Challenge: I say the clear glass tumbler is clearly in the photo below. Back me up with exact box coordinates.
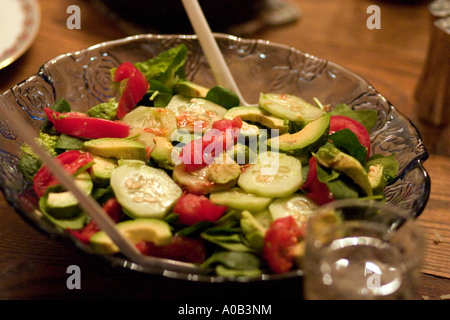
[303,199,425,300]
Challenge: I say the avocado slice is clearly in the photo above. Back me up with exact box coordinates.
[173,80,209,98]
[205,85,240,109]
[172,163,237,195]
[240,210,268,252]
[224,106,289,134]
[150,136,176,170]
[89,218,173,254]
[206,153,242,185]
[83,138,146,161]
[90,155,118,186]
[315,144,373,196]
[368,163,387,195]
[267,113,330,164]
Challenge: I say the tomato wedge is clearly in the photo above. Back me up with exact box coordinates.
[68,198,123,244]
[136,236,207,264]
[263,216,304,274]
[44,108,130,139]
[173,193,227,226]
[329,115,371,156]
[302,156,334,205]
[114,62,150,119]
[33,150,94,197]
[179,117,242,172]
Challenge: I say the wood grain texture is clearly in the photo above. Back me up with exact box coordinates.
[418,155,450,278]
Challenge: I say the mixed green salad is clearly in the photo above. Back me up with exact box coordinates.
[18,44,399,277]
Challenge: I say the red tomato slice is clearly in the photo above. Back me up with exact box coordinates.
[179,138,211,172]
[302,156,334,205]
[100,197,123,223]
[33,150,94,197]
[114,62,150,119]
[68,197,123,244]
[44,108,130,139]
[113,62,137,82]
[263,216,304,274]
[136,236,207,264]
[329,115,371,155]
[211,117,243,132]
[179,117,242,172]
[68,221,99,244]
[173,193,227,226]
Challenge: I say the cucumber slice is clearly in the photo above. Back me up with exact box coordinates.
[166,96,227,133]
[44,172,93,219]
[122,106,177,139]
[110,163,182,219]
[259,93,324,123]
[209,187,273,212]
[237,151,303,198]
[269,194,317,225]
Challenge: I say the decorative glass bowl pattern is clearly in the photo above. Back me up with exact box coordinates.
[0,34,430,282]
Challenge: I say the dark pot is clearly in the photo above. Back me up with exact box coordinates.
[94,0,264,33]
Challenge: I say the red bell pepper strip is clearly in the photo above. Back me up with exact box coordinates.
[114,62,150,119]
[44,108,130,139]
[33,150,94,197]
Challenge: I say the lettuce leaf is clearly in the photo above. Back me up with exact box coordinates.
[329,103,378,132]
[134,44,188,89]
[328,128,368,165]
[366,153,399,182]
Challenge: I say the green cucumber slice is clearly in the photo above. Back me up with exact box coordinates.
[44,172,93,219]
[237,151,303,198]
[269,194,317,225]
[259,93,324,123]
[166,96,227,133]
[110,162,182,219]
[122,106,177,140]
[209,187,273,212]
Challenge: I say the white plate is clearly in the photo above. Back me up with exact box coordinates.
[0,0,40,69]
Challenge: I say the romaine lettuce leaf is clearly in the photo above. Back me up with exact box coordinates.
[134,44,188,89]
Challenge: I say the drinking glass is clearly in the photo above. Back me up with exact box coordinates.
[302,199,425,300]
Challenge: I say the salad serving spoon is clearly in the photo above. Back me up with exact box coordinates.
[0,0,261,278]
[0,100,212,275]
[181,0,255,107]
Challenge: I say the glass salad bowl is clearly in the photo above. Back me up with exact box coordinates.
[0,34,430,282]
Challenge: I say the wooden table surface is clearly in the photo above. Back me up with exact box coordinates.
[0,0,449,301]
